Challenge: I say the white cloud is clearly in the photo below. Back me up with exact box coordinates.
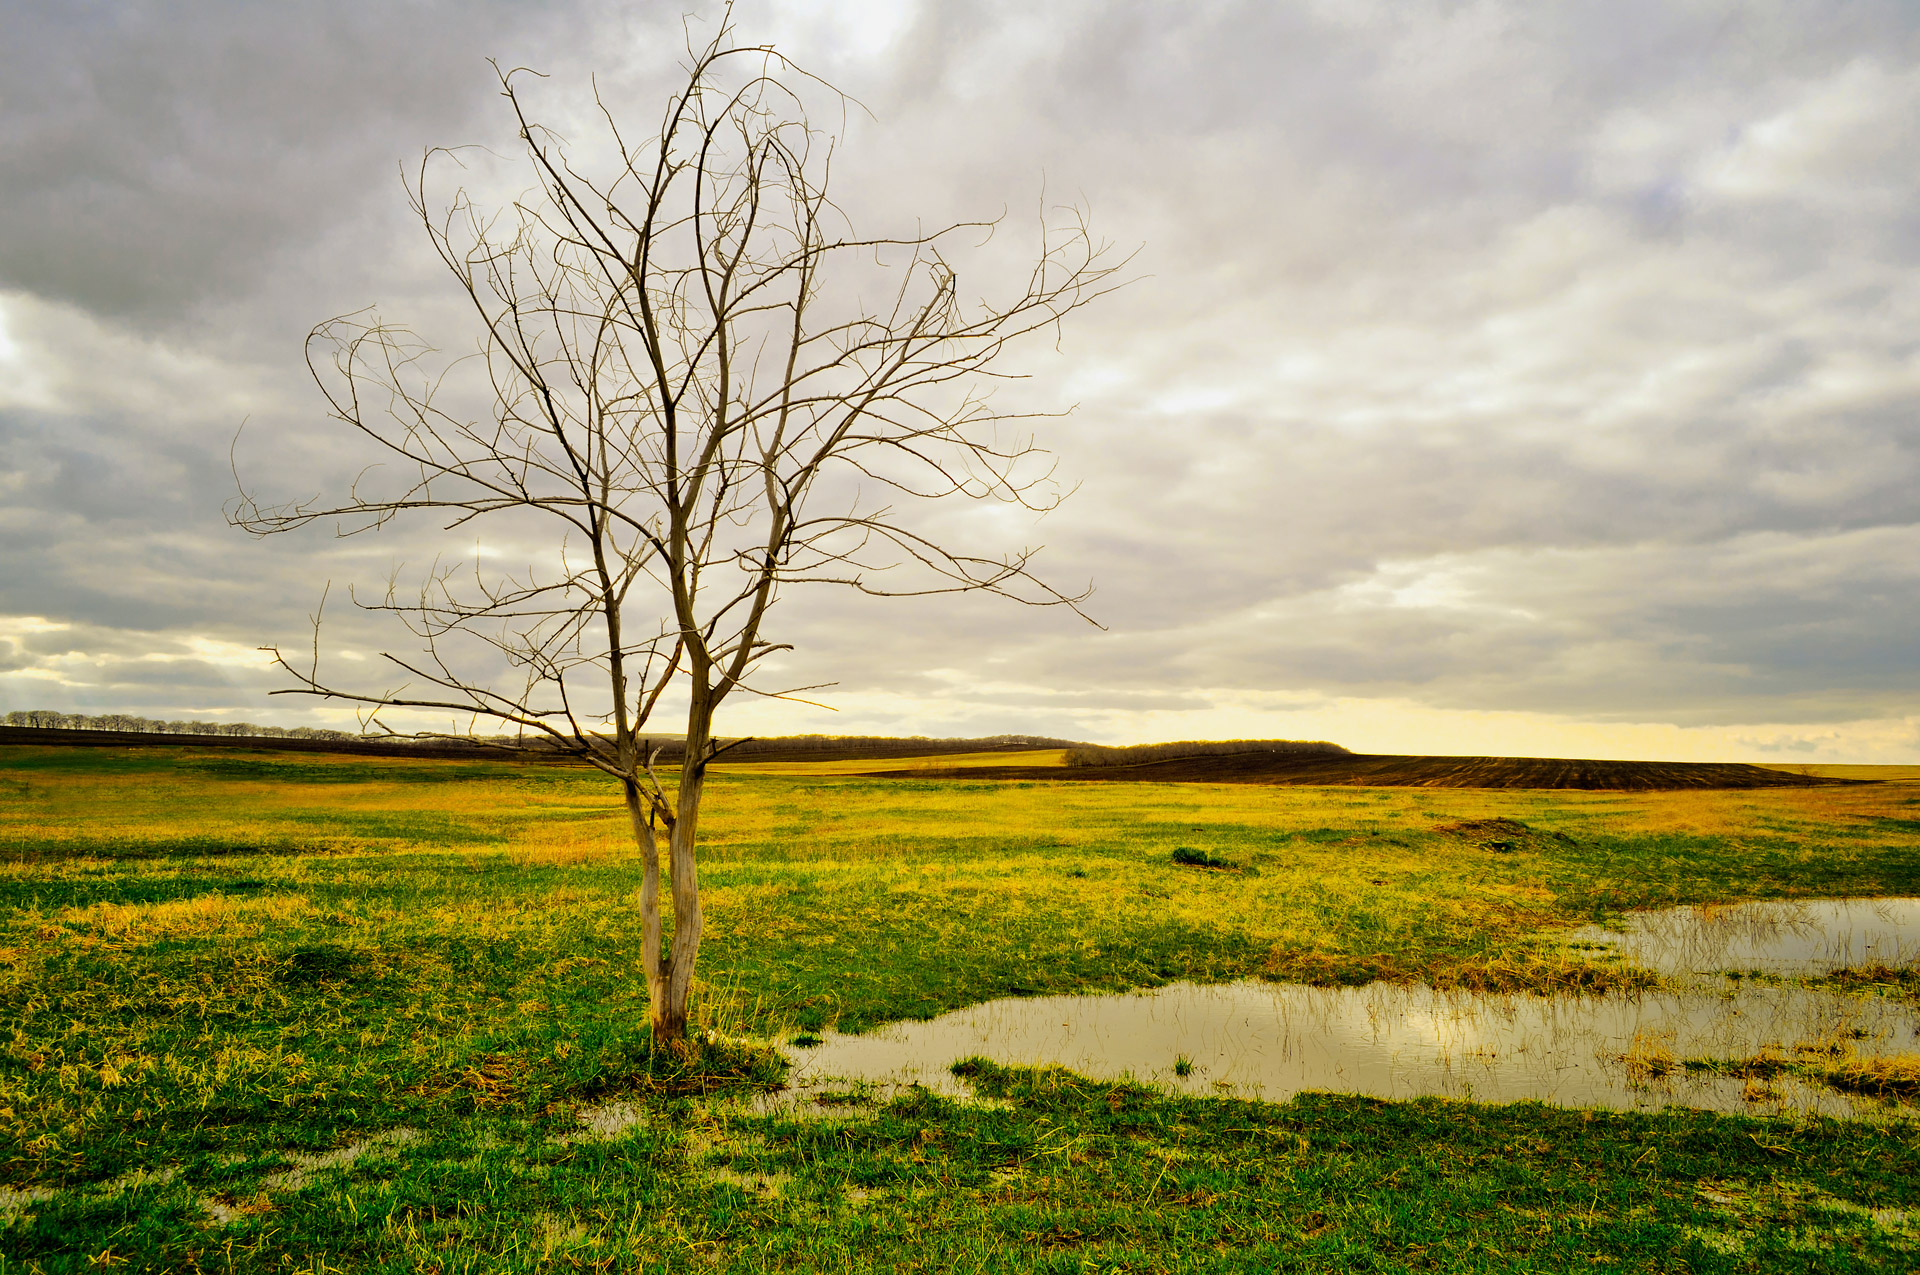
[0,296,60,413]
[1698,58,1920,205]
[5,1,1920,758]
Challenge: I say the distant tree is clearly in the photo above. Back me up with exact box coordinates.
[230,22,1123,1041]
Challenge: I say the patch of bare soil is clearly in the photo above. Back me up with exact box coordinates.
[1432,817,1575,852]
[861,752,1863,791]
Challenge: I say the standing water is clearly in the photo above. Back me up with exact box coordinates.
[1565,897,1920,977]
[780,898,1920,1117]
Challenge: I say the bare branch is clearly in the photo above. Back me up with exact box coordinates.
[229,13,1128,1040]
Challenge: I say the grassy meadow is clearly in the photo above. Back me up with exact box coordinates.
[2,743,1918,1271]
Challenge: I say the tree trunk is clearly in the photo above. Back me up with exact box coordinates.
[623,777,673,1039]
[624,693,712,1045]
[661,763,705,1040]
[651,690,709,1043]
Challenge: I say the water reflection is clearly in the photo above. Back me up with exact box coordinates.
[780,898,1920,1118]
[1567,897,1920,977]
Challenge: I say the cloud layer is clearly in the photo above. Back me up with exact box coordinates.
[4,0,1918,760]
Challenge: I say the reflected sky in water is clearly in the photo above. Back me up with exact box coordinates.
[1568,898,1920,977]
[780,899,1920,1118]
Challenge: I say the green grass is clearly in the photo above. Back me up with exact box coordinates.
[5,1067,1917,1271]
[1,743,1918,1271]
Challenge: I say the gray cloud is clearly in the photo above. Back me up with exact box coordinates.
[3,0,1919,756]
[0,0,584,325]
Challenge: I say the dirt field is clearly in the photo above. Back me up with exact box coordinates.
[0,726,1065,765]
[864,751,1860,790]
[0,728,1870,790]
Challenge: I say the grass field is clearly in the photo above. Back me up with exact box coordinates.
[2,743,1918,1271]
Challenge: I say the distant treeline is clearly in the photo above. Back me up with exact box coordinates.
[3,710,362,741]
[1063,739,1351,768]
[0,713,1077,760]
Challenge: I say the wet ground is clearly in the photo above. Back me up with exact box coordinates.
[1567,896,1920,977]
[779,898,1920,1118]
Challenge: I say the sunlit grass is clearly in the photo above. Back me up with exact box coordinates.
[2,744,1918,1270]
[1755,763,1920,783]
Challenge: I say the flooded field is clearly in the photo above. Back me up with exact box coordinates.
[1568,896,1920,976]
[783,898,1920,1118]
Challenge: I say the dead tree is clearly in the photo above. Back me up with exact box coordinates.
[229,25,1124,1042]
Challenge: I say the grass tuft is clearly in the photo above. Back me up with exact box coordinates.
[1169,845,1239,870]
[1823,1055,1920,1099]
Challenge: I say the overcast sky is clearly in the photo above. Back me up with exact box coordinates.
[3,0,1918,761]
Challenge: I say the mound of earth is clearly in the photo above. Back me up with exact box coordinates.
[1433,817,1575,851]
[861,752,1862,791]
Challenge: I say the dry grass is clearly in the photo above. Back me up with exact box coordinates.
[1824,1056,1920,1099]
[56,893,313,942]
[1754,763,1920,783]
[1677,1020,1920,1104]
[1621,1029,1681,1081]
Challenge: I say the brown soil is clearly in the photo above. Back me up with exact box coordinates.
[0,726,1067,766]
[861,751,1862,791]
[0,728,1865,790]
[1432,817,1576,851]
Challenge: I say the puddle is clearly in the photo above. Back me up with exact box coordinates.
[1568,898,1920,977]
[781,899,1920,1118]
[782,979,1918,1116]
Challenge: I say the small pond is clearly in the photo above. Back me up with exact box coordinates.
[779,898,1920,1118]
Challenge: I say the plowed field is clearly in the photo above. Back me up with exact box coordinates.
[864,751,1859,790]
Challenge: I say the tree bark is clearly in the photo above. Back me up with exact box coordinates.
[652,685,710,1042]
[623,776,672,1038]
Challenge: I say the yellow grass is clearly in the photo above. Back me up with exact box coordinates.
[1754,763,1920,783]
[5,744,1919,997]
[57,893,313,942]
[1620,1028,1680,1080]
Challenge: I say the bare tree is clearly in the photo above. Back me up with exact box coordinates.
[230,23,1125,1042]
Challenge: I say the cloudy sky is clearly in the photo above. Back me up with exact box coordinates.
[3,0,1918,761]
